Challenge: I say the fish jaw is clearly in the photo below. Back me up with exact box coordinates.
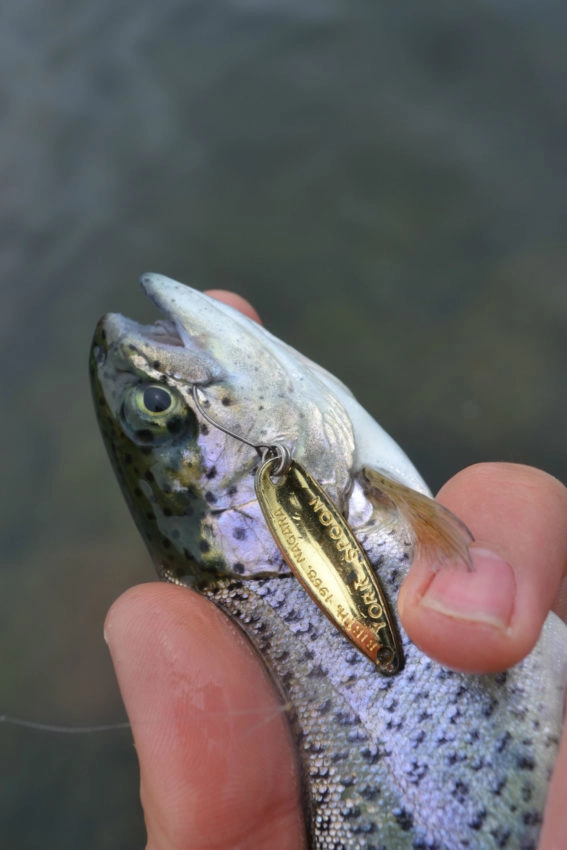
[139,273,428,496]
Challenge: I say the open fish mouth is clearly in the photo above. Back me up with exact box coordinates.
[140,318,185,347]
[97,314,185,353]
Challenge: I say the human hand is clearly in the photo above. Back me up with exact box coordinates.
[104,292,567,850]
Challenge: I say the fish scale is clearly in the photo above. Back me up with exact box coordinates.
[206,542,563,848]
[90,274,567,849]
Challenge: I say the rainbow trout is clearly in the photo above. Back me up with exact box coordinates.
[90,273,566,849]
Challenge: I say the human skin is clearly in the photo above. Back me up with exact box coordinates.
[105,291,567,850]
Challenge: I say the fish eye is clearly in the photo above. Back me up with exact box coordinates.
[121,382,197,445]
[142,385,173,414]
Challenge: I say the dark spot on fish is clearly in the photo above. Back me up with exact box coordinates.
[167,417,184,435]
[344,650,362,665]
[152,360,161,369]
[495,671,508,686]
[360,784,380,801]
[412,730,426,747]
[393,807,413,831]
[406,760,428,785]
[206,466,217,480]
[200,424,209,435]
[205,491,216,503]
[233,527,246,541]
[522,810,541,827]
[469,809,487,830]
[199,539,211,553]
[232,562,245,574]
[490,827,511,848]
[283,609,299,623]
[521,782,534,802]
[492,777,507,796]
[221,396,232,406]
[335,711,360,728]
[482,696,498,717]
[227,485,238,496]
[497,731,512,753]
[128,344,137,352]
[452,780,470,803]
[341,804,361,820]
[517,754,535,771]
[136,428,154,443]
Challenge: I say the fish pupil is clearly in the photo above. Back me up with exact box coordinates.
[143,386,172,413]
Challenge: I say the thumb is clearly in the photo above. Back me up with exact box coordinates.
[105,583,305,850]
[398,462,567,673]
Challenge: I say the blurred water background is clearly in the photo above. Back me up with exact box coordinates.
[1,1,566,846]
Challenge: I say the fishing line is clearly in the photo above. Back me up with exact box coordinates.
[0,703,292,736]
[191,384,292,474]
[0,714,131,734]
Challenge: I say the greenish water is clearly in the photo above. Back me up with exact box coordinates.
[1,1,566,846]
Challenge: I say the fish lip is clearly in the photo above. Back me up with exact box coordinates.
[100,311,184,349]
[139,272,197,349]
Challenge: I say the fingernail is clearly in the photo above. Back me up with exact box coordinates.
[419,548,516,630]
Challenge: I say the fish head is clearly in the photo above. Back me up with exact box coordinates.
[90,273,356,587]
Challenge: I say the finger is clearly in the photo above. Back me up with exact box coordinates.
[398,463,567,672]
[105,583,305,850]
[205,289,262,324]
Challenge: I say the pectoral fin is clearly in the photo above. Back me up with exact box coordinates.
[361,467,474,568]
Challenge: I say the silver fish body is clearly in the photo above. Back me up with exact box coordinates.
[91,274,567,849]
